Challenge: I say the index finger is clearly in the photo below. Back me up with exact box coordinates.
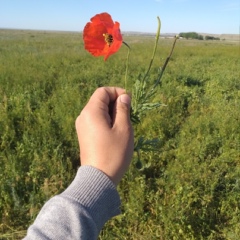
[88,87,126,107]
[85,87,126,127]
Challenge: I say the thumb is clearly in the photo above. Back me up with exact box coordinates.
[112,94,131,128]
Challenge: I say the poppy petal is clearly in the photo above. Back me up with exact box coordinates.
[83,12,123,60]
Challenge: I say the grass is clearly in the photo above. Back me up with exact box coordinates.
[0,29,239,239]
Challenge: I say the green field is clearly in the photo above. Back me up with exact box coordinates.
[0,29,239,239]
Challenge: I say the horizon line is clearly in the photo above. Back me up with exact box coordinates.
[0,27,239,36]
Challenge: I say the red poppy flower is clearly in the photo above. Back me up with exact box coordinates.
[83,12,123,61]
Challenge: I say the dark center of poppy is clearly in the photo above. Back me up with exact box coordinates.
[103,33,113,46]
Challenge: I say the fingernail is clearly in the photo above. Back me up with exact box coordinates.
[120,94,131,105]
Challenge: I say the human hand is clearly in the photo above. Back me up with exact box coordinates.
[75,87,134,185]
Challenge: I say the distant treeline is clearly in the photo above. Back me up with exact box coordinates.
[179,32,220,40]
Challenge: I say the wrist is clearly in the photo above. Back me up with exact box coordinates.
[61,166,121,229]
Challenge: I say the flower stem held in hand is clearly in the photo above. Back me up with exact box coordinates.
[153,35,178,89]
[143,16,161,82]
[123,41,131,92]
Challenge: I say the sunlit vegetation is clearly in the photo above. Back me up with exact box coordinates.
[0,29,239,239]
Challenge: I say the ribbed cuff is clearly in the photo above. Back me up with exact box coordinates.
[60,166,121,231]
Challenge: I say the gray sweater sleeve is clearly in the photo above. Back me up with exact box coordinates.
[24,166,121,240]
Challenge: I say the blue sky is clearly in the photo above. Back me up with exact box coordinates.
[0,0,239,34]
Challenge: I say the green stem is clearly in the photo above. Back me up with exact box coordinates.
[153,35,178,89]
[123,41,130,92]
[143,16,161,82]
